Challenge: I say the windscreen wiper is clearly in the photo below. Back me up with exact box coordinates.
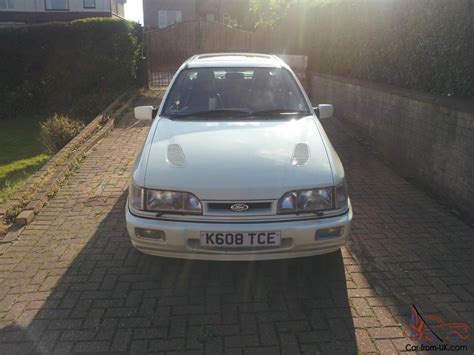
[167,109,248,119]
[238,109,310,117]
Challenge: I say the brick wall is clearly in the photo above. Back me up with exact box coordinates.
[311,73,474,220]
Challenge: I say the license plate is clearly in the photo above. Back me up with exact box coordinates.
[200,231,281,248]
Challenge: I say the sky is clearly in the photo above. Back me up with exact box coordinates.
[124,0,144,24]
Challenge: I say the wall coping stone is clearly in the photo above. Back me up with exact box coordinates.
[311,72,474,116]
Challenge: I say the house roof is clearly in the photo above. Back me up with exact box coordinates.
[185,53,287,68]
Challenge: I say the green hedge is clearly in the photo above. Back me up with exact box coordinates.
[306,0,474,98]
[0,18,141,119]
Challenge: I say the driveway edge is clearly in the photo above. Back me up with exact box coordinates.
[0,89,139,242]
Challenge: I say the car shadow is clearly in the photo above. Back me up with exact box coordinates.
[0,191,358,353]
[322,116,474,351]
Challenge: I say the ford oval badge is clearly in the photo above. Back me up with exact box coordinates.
[230,203,249,212]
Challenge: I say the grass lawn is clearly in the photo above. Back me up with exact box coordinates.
[0,116,51,205]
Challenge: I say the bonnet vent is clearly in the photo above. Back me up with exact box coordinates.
[291,143,310,166]
[167,144,187,167]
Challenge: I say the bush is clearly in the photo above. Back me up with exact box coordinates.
[0,18,141,119]
[304,0,474,98]
[40,114,85,153]
[262,0,473,98]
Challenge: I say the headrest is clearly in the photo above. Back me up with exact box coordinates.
[196,70,214,81]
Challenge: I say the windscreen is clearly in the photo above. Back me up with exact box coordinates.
[162,67,310,118]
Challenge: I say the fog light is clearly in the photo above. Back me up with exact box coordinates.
[315,226,343,240]
[135,228,166,241]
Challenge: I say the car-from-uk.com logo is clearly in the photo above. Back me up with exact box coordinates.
[403,304,470,352]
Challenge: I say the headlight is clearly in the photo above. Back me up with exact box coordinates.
[277,181,348,214]
[278,187,333,214]
[146,190,202,214]
[129,182,144,210]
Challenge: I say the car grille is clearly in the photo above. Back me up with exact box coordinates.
[204,201,274,216]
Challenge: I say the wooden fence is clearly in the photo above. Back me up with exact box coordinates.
[145,20,307,87]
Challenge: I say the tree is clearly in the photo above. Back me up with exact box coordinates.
[249,0,295,28]
[249,0,338,28]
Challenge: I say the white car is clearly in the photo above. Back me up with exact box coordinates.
[126,53,352,261]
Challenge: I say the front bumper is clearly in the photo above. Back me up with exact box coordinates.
[125,202,352,261]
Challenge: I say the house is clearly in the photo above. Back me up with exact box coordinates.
[143,0,254,30]
[0,0,126,25]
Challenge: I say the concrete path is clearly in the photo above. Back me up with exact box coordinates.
[0,91,472,354]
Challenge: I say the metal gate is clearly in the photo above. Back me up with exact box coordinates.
[145,21,253,88]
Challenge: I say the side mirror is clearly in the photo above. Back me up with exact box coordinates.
[134,106,155,121]
[314,104,333,119]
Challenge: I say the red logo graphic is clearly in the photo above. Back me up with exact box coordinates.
[404,305,471,343]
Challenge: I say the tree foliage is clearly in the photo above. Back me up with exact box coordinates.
[249,0,295,28]
[249,0,338,28]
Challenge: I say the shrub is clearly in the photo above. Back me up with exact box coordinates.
[4,205,22,224]
[305,0,474,98]
[0,18,141,119]
[40,114,85,153]
[252,0,473,98]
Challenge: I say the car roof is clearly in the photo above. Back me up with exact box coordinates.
[184,53,288,69]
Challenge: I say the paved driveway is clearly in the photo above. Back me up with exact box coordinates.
[0,92,472,354]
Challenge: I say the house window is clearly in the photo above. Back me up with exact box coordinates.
[205,13,215,21]
[0,0,14,9]
[222,13,230,25]
[83,0,95,9]
[158,10,182,28]
[45,0,69,10]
